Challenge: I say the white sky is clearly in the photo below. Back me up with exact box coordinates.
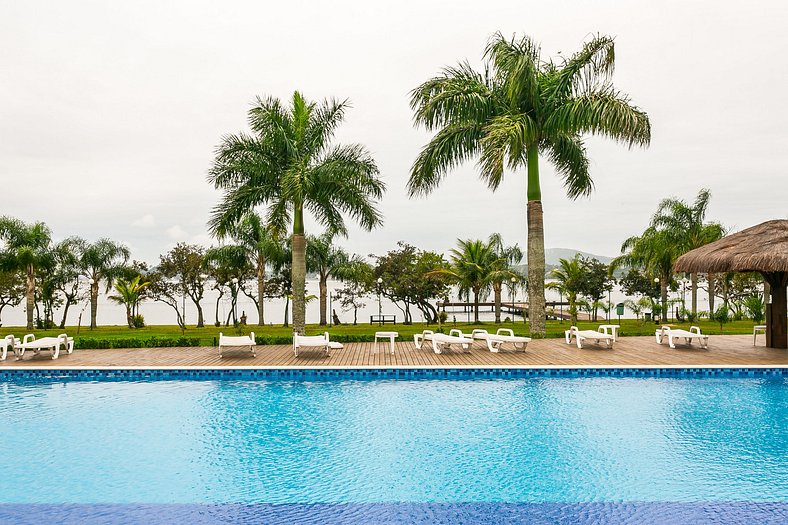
[1,0,786,263]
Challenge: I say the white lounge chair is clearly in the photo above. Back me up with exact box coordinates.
[564,326,614,349]
[218,332,256,358]
[1,335,16,361]
[14,333,73,360]
[469,328,531,352]
[293,332,342,357]
[414,330,472,354]
[655,326,708,349]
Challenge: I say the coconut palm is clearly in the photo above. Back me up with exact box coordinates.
[77,238,130,329]
[408,33,650,336]
[0,217,52,329]
[615,227,682,322]
[488,233,523,323]
[307,232,351,326]
[652,188,725,316]
[208,91,385,335]
[431,239,500,322]
[546,256,585,326]
[109,276,150,328]
[216,211,280,326]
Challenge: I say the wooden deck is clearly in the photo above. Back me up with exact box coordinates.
[1,335,786,369]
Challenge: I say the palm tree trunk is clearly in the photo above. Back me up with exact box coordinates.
[292,227,307,335]
[526,146,546,336]
[473,289,480,323]
[256,255,265,325]
[319,273,328,326]
[526,203,546,335]
[90,279,99,329]
[691,273,698,316]
[660,278,669,322]
[493,283,502,323]
[708,273,716,315]
[25,265,34,330]
[283,295,290,327]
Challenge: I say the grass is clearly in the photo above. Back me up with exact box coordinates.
[0,319,763,347]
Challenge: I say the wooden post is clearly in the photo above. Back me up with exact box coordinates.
[763,271,788,349]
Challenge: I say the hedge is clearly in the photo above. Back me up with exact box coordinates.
[75,337,201,349]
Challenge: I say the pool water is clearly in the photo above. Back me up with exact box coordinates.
[0,374,786,523]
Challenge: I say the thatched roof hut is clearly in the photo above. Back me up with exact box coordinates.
[674,220,788,274]
[674,219,788,349]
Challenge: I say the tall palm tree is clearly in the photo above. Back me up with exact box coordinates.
[109,276,150,328]
[307,232,351,326]
[208,91,385,335]
[77,238,130,329]
[432,239,500,322]
[615,227,681,322]
[408,33,650,336]
[488,233,523,323]
[217,211,279,325]
[546,256,585,326]
[652,188,725,317]
[0,217,52,329]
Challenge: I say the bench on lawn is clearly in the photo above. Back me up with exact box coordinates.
[369,314,396,325]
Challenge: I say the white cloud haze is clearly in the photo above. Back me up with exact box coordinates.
[1,0,787,263]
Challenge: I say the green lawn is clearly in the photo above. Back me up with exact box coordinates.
[0,319,762,347]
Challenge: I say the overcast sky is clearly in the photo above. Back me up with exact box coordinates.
[2,0,786,264]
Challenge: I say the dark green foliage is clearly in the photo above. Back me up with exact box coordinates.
[75,337,201,349]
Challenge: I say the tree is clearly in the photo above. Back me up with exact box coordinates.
[217,211,280,326]
[158,244,208,327]
[615,227,681,322]
[77,238,130,329]
[204,245,252,326]
[307,232,351,325]
[432,239,501,323]
[208,91,385,335]
[488,233,523,323]
[408,33,650,336]
[0,270,24,326]
[373,242,449,324]
[577,257,612,322]
[547,256,585,325]
[333,259,373,325]
[652,188,724,317]
[0,217,53,329]
[109,276,150,328]
[46,237,86,328]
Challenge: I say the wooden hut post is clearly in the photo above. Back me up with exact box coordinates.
[763,272,788,349]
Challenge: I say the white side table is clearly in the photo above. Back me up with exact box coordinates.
[753,325,767,345]
[374,331,399,354]
[598,325,621,341]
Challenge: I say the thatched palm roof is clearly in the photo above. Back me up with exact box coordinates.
[674,220,788,274]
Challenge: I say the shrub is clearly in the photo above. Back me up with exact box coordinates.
[744,295,765,324]
[710,305,731,334]
[75,337,201,350]
[131,314,146,328]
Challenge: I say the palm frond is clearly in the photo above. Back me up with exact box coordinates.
[545,133,592,199]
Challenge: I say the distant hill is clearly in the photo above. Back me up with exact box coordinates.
[545,248,614,266]
[512,248,616,276]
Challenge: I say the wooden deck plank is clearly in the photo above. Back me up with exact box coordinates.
[1,335,786,369]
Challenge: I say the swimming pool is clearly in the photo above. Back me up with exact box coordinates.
[0,368,786,524]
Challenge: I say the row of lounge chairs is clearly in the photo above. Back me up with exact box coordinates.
[0,333,74,360]
[4,325,712,361]
[413,328,532,354]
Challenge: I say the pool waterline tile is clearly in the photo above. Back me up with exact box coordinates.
[0,366,786,382]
